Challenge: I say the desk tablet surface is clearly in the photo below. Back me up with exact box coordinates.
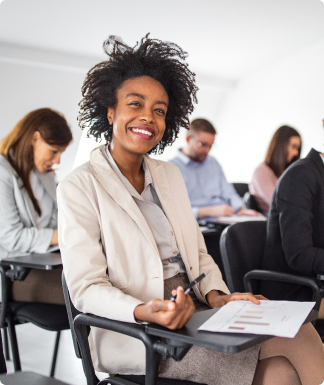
[146,308,317,354]
[0,252,62,270]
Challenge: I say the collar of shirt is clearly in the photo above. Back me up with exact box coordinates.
[320,153,324,165]
[102,146,153,200]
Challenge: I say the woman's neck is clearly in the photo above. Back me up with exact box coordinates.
[109,144,145,193]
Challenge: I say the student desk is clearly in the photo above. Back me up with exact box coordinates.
[141,307,317,384]
[0,252,62,270]
[0,251,64,371]
[146,307,318,353]
[0,252,62,281]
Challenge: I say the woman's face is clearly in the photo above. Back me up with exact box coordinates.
[107,76,169,156]
[31,131,69,173]
[286,135,301,163]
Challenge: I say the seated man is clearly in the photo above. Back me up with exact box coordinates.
[169,118,260,222]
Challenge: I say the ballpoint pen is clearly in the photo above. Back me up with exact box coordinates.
[170,271,210,302]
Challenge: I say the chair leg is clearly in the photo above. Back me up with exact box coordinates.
[6,318,21,371]
[50,330,61,377]
[2,328,10,360]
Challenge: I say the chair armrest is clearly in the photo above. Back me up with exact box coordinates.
[74,314,157,385]
[244,270,324,311]
[74,313,146,340]
[98,378,142,385]
[0,265,10,328]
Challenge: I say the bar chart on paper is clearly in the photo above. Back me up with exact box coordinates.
[199,300,315,338]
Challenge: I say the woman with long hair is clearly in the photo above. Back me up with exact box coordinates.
[58,35,324,384]
[0,107,72,303]
[249,125,301,214]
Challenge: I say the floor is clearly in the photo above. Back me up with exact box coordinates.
[4,323,108,384]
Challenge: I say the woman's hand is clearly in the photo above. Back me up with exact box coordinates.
[206,290,267,309]
[134,286,195,329]
[198,205,234,219]
[50,229,58,245]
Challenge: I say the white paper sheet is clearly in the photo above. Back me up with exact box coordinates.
[216,215,267,224]
[199,300,315,338]
[46,244,60,253]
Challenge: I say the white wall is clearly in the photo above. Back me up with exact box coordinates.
[0,43,102,180]
[76,38,324,184]
[74,74,236,167]
[2,38,324,186]
[214,38,324,183]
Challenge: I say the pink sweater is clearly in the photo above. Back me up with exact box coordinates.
[249,163,278,214]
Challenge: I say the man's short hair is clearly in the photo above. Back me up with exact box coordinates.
[189,118,217,135]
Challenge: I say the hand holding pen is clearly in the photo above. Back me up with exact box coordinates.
[170,271,209,302]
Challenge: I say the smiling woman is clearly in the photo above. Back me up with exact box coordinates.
[57,35,324,385]
[78,34,197,154]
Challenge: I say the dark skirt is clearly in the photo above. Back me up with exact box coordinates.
[12,267,65,305]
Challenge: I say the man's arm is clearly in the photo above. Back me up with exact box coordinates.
[197,205,234,219]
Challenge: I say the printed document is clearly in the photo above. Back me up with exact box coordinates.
[199,300,315,338]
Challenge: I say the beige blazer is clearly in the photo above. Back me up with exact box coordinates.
[57,146,230,375]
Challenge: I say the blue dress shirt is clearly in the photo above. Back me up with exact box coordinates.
[169,150,244,219]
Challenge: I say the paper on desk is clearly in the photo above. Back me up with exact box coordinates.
[216,215,267,224]
[199,300,315,338]
[46,244,60,253]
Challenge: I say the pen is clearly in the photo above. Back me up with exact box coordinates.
[170,271,210,302]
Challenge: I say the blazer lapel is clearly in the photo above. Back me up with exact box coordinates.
[308,149,324,184]
[90,147,160,258]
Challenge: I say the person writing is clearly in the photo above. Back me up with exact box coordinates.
[58,35,324,385]
[169,119,262,222]
[249,125,301,214]
[0,108,72,304]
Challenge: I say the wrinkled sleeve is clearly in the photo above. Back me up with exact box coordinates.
[0,166,53,255]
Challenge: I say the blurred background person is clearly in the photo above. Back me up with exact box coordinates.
[169,118,261,222]
[0,108,72,304]
[249,125,301,214]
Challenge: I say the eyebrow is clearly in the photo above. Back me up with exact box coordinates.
[125,93,168,107]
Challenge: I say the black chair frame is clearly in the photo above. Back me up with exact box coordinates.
[0,264,68,377]
[0,328,69,385]
[243,192,263,214]
[62,273,205,385]
[220,221,324,315]
[220,222,324,341]
[232,183,249,198]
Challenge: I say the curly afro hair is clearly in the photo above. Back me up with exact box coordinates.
[78,34,198,154]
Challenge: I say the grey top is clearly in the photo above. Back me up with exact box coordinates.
[102,146,186,279]
[0,155,57,259]
[30,169,54,228]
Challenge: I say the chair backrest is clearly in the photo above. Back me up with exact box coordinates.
[243,192,262,213]
[219,221,267,293]
[232,183,249,198]
[61,272,82,359]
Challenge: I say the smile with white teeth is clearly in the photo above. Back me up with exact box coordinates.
[131,128,153,136]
